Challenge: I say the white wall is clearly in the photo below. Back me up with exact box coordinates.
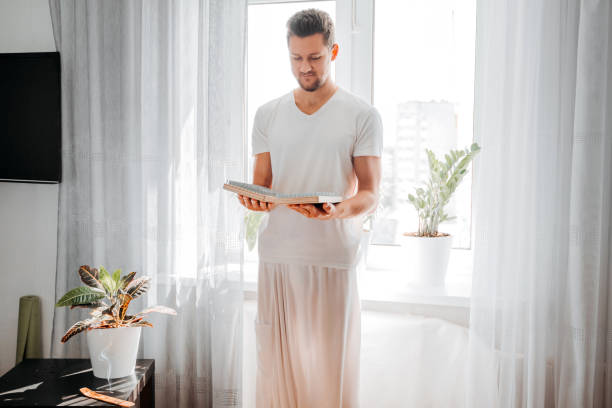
[0,0,58,376]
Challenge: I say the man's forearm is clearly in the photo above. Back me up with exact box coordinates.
[336,190,378,219]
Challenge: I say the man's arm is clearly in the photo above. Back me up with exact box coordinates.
[287,155,381,219]
[252,152,273,188]
[338,155,381,218]
[237,152,276,212]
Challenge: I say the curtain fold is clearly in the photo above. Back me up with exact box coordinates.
[48,1,247,406]
[467,0,612,407]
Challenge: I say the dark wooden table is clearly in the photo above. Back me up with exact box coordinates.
[0,359,154,407]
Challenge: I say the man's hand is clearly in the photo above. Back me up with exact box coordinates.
[287,202,344,219]
[237,194,277,212]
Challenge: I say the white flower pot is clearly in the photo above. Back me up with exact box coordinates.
[400,233,453,287]
[86,326,141,379]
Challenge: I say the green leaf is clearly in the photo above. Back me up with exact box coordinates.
[56,286,106,307]
[98,267,115,294]
[112,269,121,285]
[245,211,265,251]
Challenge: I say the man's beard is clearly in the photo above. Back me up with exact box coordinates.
[298,75,322,92]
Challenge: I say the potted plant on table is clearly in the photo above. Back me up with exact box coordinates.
[55,265,176,379]
[403,143,480,286]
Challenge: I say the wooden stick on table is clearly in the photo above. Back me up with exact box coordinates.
[79,387,135,407]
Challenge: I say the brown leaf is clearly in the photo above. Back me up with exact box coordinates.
[101,300,117,319]
[125,277,150,299]
[61,319,94,343]
[123,315,144,324]
[78,265,104,291]
[119,271,137,290]
[117,293,133,322]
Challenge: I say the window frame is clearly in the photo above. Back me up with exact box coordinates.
[244,0,474,306]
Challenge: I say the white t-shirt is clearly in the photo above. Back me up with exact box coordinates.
[251,86,383,269]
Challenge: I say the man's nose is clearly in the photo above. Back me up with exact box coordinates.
[299,61,312,73]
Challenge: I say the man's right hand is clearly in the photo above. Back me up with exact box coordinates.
[238,194,277,212]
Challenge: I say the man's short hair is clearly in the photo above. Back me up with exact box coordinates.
[286,8,335,49]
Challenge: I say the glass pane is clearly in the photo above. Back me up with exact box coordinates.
[373,0,476,249]
[245,1,336,282]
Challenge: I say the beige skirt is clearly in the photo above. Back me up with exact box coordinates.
[255,261,361,408]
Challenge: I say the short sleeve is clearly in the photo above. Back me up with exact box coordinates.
[251,106,269,156]
[353,106,383,157]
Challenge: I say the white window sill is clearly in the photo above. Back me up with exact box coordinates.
[242,245,472,310]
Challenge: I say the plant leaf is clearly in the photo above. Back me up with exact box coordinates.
[61,319,94,343]
[56,287,106,307]
[129,320,153,328]
[245,211,265,252]
[120,271,137,290]
[118,293,133,322]
[89,306,107,318]
[98,267,115,295]
[69,301,105,310]
[78,265,104,290]
[126,277,150,299]
[137,305,177,316]
[112,269,121,286]
[101,300,117,318]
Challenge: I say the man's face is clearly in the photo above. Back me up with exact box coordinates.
[288,33,338,92]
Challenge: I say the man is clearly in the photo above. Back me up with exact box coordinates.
[237,8,382,408]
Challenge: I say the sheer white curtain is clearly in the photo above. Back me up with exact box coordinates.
[467,0,611,407]
[48,1,247,406]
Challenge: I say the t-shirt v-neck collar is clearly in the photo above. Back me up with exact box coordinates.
[291,87,340,118]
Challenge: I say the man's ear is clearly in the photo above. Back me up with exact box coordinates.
[331,43,339,61]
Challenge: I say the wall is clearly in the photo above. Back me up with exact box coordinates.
[0,0,58,376]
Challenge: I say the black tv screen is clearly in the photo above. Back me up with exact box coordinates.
[0,52,61,183]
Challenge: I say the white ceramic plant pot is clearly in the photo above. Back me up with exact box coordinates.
[86,326,141,379]
[401,233,453,287]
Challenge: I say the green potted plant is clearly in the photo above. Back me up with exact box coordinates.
[244,211,267,252]
[403,143,480,286]
[55,265,176,379]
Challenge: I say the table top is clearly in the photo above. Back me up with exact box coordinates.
[0,359,154,407]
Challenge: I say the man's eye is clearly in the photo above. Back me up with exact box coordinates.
[311,57,321,60]
[293,57,301,61]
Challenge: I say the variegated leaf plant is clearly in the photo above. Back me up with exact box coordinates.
[56,265,176,343]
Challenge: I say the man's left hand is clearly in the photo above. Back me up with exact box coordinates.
[287,202,341,219]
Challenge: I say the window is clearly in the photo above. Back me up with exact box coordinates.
[244,0,476,301]
[361,0,476,300]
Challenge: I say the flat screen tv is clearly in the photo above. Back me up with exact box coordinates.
[0,52,62,183]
